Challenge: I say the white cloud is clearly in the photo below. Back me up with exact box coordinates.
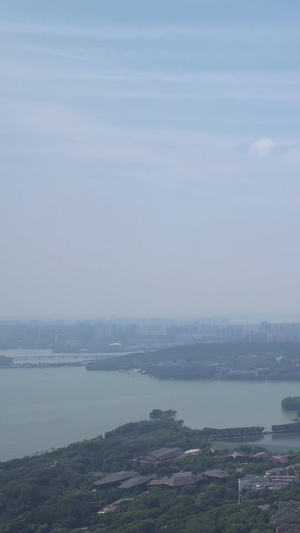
[250,138,274,159]
[3,95,300,211]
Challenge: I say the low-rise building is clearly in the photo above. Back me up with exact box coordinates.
[238,464,300,501]
[118,476,151,489]
[93,471,138,488]
[202,469,228,481]
[130,447,185,465]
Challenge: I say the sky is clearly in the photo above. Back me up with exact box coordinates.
[1,0,300,320]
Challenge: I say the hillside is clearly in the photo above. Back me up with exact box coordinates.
[1,410,300,532]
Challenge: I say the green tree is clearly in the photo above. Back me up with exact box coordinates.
[149,409,177,420]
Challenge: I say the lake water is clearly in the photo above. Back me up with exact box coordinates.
[1,349,300,461]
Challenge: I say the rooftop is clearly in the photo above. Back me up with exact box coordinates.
[93,471,137,487]
[131,447,184,464]
[161,472,204,487]
[118,476,151,489]
[202,469,228,479]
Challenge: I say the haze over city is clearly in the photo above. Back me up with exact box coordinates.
[1,1,300,320]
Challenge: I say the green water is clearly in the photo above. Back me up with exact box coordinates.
[1,350,300,460]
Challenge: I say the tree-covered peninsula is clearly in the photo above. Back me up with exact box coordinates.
[1,410,300,532]
[86,341,300,381]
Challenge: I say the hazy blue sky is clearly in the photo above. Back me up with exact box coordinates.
[1,1,300,319]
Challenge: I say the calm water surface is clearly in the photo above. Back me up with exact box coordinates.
[1,350,300,461]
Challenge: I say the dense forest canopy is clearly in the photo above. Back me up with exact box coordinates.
[281,396,300,410]
[0,355,12,366]
[1,411,300,532]
[86,342,300,381]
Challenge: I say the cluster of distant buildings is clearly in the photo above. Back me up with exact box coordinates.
[2,318,300,351]
[93,445,300,520]
[93,446,300,495]
[218,450,300,502]
[218,450,296,465]
[94,469,227,492]
[238,464,300,501]
[93,447,228,495]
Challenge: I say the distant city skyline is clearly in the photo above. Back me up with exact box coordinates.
[1,1,300,318]
[2,315,300,353]
[3,312,300,325]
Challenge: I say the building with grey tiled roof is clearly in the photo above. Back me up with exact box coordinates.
[160,472,204,488]
[118,476,151,489]
[202,469,228,480]
[93,471,138,487]
[130,447,185,465]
